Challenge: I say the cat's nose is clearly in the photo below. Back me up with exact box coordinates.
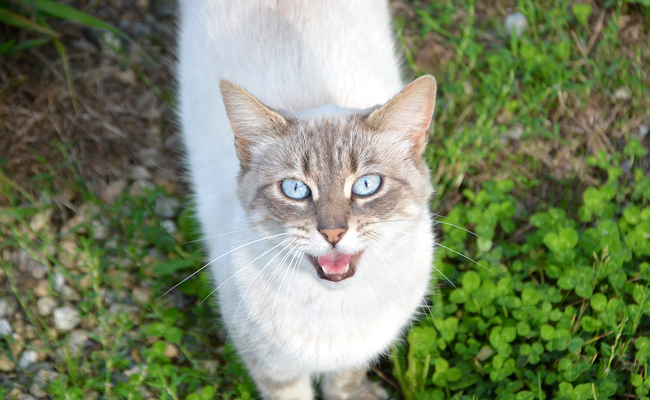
[319,228,346,246]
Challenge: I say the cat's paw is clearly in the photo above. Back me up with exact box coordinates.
[322,370,389,400]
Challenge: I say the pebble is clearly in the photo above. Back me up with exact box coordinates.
[29,209,53,232]
[0,354,15,372]
[639,125,649,139]
[52,307,80,332]
[161,220,177,236]
[18,350,39,369]
[28,262,49,280]
[129,180,156,197]
[505,12,527,37]
[33,281,49,298]
[92,220,108,240]
[100,179,127,203]
[53,273,66,293]
[164,342,179,359]
[154,196,181,218]
[0,319,13,336]
[506,124,524,141]
[0,298,14,317]
[130,165,152,181]
[614,87,630,101]
[133,287,152,303]
[68,330,89,356]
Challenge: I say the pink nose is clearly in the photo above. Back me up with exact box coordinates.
[319,228,346,246]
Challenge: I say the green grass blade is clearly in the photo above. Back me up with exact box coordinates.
[11,38,50,52]
[0,8,59,37]
[0,39,17,54]
[18,0,155,64]
[51,36,78,110]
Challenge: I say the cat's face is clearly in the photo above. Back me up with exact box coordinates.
[221,77,436,285]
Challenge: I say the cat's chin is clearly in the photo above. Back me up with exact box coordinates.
[307,251,363,282]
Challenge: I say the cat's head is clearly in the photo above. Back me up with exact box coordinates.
[220,77,436,285]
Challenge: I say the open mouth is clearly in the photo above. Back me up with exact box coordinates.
[307,250,363,282]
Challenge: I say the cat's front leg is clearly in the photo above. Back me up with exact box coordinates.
[244,357,314,400]
[321,368,389,400]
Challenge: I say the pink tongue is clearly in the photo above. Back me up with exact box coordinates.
[317,251,352,274]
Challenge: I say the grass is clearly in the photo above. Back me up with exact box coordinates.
[1,0,649,399]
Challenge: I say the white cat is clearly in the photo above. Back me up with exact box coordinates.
[178,1,436,399]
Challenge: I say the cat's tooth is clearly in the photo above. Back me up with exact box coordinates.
[320,265,329,274]
[343,264,350,274]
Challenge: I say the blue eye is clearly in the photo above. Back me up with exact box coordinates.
[352,175,382,196]
[281,179,311,200]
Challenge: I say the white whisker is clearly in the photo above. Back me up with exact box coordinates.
[378,227,499,277]
[435,220,495,247]
[368,234,439,330]
[200,237,292,304]
[272,248,302,316]
[227,239,296,341]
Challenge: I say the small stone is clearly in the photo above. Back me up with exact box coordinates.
[506,124,524,141]
[22,395,38,400]
[68,330,89,355]
[160,220,177,236]
[129,180,156,197]
[614,87,630,101]
[18,350,39,369]
[639,124,649,139]
[136,0,149,10]
[53,307,80,331]
[101,179,127,203]
[164,342,179,359]
[30,263,49,280]
[30,209,53,232]
[33,280,49,297]
[91,220,108,240]
[133,287,152,303]
[0,354,15,371]
[0,298,15,318]
[29,384,47,399]
[0,319,13,336]
[505,12,527,37]
[130,165,152,181]
[53,273,66,293]
[138,148,160,168]
[154,196,181,218]
[61,286,80,301]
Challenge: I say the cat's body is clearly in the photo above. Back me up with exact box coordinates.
[178,1,436,399]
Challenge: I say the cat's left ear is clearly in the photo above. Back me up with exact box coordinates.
[219,80,288,168]
[367,75,437,156]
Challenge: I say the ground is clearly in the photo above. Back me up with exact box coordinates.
[1,1,649,399]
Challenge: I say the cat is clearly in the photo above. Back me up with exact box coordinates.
[178,1,437,399]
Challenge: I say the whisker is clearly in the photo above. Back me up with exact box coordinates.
[180,226,282,245]
[435,220,495,247]
[160,232,288,300]
[241,242,297,335]
[368,241,413,331]
[200,237,292,303]
[371,230,470,306]
[226,240,296,341]
[377,227,499,277]
[365,218,420,226]
[272,248,302,316]
[368,233,439,331]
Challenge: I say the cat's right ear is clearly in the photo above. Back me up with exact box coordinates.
[219,80,288,167]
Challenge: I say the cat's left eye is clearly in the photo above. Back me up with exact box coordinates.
[281,179,311,200]
[352,175,382,197]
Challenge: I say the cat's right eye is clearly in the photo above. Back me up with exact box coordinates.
[281,179,311,200]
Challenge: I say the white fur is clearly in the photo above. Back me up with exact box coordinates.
[178,1,434,398]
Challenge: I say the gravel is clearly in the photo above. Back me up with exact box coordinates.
[505,12,527,37]
[154,196,181,218]
[36,297,57,317]
[18,350,39,369]
[52,307,80,332]
[0,319,13,336]
[0,298,14,317]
